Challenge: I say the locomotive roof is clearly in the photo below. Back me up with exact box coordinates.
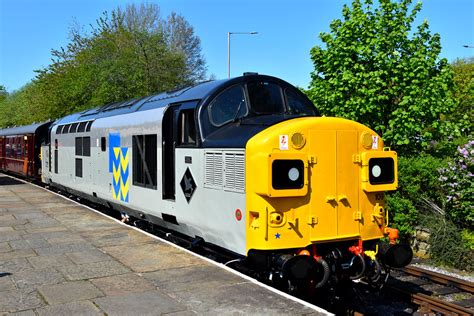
[0,121,53,137]
[54,78,230,125]
[52,74,295,125]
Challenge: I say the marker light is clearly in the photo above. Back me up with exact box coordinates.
[288,167,300,181]
[371,165,382,178]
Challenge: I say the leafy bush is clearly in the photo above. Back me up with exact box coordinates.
[438,140,474,229]
[419,214,473,271]
[387,154,446,238]
[386,192,418,238]
[387,149,473,270]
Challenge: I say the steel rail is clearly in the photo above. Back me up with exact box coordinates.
[389,286,473,315]
[402,265,474,294]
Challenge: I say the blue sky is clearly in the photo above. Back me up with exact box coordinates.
[0,0,473,92]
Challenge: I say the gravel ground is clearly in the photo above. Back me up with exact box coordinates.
[411,261,474,283]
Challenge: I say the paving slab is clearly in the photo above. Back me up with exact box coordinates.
[0,242,11,253]
[90,273,156,296]
[0,289,45,313]
[0,173,329,315]
[27,254,75,270]
[36,301,103,316]
[38,281,104,305]
[0,258,33,274]
[65,249,114,264]
[101,243,203,273]
[11,268,65,290]
[56,260,131,281]
[0,276,16,292]
[93,291,187,315]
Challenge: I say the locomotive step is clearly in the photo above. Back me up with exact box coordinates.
[0,173,329,315]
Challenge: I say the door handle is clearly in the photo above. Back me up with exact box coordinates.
[338,195,348,202]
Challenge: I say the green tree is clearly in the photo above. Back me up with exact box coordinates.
[33,3,192,116]
[0,85,7,102]
[307,0,455,154]
[162,12,207,84]
[450,57,473,136]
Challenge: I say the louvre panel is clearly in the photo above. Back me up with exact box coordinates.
[234,154,245,191]
[214,153,223,187]
[204,152,223,189]
[205,150,244,192]
[224,154,235,189]
[205,153,213,185]
[224,152,245,193]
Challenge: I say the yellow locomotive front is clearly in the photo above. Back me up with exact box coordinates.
[245,116,412,289]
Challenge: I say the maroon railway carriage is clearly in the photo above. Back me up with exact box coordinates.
[0,122,53,180]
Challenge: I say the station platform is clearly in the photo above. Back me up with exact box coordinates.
[0,174,329,315]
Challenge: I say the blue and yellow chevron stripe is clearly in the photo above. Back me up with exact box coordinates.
[109,133,129,202]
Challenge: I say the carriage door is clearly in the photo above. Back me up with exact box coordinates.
[0,137,4,169]
[162,105,180,200]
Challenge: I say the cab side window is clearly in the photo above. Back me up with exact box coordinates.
[178,109,196,146]
[208,85,247,127]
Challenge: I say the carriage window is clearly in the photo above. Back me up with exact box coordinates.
[247,81,285,114]
[78,122,87,133]
[63,124,71,134]
[179,109,196,146]
[86,121,93,132]
[56,126,64,134]
[101,137,106,152]
[208,85,247,127]
[75,137,83,156]
[6,143,11,157]
[133,134,157,189]
[285,88,318,116]
[70,123,79,133]
[12,142,17,158]
[75,158,83,177]
[75,137,90,156]
[17,140,23,158]
[83,137,90,156]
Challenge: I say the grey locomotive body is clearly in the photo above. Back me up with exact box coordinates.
[42,75,316,255]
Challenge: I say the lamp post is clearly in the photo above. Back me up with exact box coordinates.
[228,31,258,78]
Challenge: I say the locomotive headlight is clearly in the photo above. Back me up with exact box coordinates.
[369,158,394,185]
[288,167,300,181]
[272,160,304,189]
[371,165,382,178]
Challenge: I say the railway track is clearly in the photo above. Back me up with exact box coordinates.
[387,264,474,315]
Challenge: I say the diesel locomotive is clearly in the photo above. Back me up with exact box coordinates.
[0,74,412,292]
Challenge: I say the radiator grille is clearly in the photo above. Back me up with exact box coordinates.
[204,151,245,193]
[204,152,223,189]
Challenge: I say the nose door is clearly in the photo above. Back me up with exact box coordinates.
[308,130,360,242]
[335,130,360,238]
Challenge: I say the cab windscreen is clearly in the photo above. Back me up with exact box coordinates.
[272,160,304,189]
[369,158,394,185]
